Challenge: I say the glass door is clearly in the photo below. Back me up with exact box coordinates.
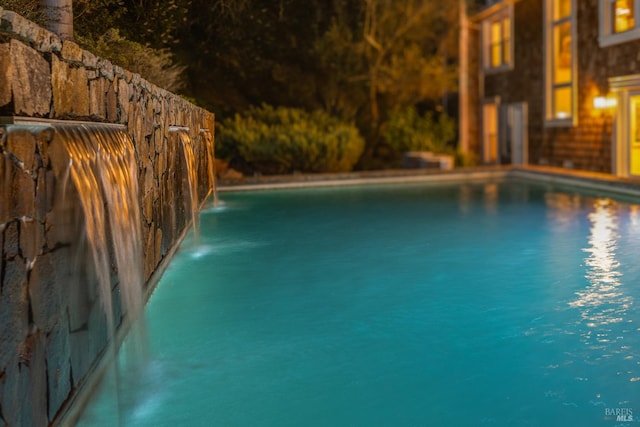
[507,103,528,165]
[483,103,498,164]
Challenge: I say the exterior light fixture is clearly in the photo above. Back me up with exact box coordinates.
[617,7,631,16]
[594,96,617,109]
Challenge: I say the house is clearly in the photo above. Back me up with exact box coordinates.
[459,0,640,177]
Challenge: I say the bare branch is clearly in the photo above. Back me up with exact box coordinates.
[364,33,382,51]
[381,1,435,60]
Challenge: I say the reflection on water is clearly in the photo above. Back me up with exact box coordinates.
[630,205,640,227]
[545,191,584,230]
[458,184,472,214]
[569,199,631,328]
[629,206,640,243]
[484,183,499,213]
[455,182,498,215]
[567,199,638,387]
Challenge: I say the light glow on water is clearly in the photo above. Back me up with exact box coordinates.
[77,181,640,427]
[572,199,626,315]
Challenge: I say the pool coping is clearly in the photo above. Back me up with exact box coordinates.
[217,167,511,192]
[217,165,640,199]
[508,166,640,199]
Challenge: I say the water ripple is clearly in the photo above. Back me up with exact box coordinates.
[570,200,633,332]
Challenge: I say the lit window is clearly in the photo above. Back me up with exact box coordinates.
[490,21,502,67]
[555,0,572,19]
[600,0,640,46]
[613,0,635,32]
[483,7,513,71]
[546,0,576,124]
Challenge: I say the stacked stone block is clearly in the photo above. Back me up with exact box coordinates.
[0,9,214,426]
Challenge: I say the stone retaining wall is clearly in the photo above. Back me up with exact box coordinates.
[0,9,215,426]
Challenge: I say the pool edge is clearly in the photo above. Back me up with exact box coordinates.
[218,166,640,200]
[218,168,510,192]
[508,166,640,199]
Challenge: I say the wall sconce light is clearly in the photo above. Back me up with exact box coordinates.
[594,96,617,109]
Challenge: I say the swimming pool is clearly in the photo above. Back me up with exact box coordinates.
[76,179,640,426]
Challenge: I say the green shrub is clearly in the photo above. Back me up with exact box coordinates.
[76,29,185,92]
[217,104,365,175]
[455,149,478,167]
[382,107,456,154]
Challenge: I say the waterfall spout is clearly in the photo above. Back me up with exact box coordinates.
[56,123,145,426]
[170,126,200,242]
[58,124,144,327]
[200,128,218,207]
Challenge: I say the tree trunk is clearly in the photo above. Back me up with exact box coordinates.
[41,0,73,40]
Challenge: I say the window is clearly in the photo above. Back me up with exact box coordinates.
[545,0,576,125]
[483,7,513,71]
[600,0,640,46]
[613,0,635,32]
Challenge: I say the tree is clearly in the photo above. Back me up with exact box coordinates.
[41,0,74,39]
[73,0,125,38]
[175,0,332,113]
[361,0,457,126]
[313,0,459,165]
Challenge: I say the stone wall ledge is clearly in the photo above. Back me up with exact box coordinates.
[0,8,213,128]
[0,9,215,427]
[0,10,62,53]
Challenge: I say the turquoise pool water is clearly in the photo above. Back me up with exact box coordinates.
[77,180,640,426]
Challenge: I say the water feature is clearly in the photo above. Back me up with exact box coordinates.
[54,123,205,425]
[200,128,218,208]
[59,124,144,329]
[1,120,145,336]
[170,127,200,242]
[56,123,145,424]
[77,180,640,426]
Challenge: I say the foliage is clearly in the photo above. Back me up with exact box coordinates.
[312,13,368,121]
[0,0,48,26]
[316,0,457,125]
[217,104,365,175]
[2,0,464,170]
[172,0,460,168]
[0,0,186,92]
[117,0,193,47]
[381,107,456,154]
[73,0,126,38]
[76,29,186,92]
[454,149,478,167]
[176,0,331,115]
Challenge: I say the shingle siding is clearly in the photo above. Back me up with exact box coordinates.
[467,0,640,173]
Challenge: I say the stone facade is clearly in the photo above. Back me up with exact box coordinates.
[0,10,214,426]
[463,0,639,173]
